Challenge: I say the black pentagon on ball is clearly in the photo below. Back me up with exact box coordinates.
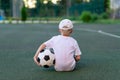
[37,57,40,63]
[49,48,54,54]
[43,65,49,68]
[40,49,45,53]
[53,59,55,64]
[44,55,50,61]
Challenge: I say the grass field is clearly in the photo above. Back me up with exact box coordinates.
[0,23,120,80]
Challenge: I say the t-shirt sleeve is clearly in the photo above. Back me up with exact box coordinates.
[44,36,55,48]
[74,41,82,55]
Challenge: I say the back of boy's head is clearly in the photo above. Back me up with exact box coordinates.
[59,19,73,30]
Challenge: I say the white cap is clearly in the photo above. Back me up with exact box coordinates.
[59,19,73,30]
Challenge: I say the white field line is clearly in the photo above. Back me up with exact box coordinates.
[98,30,120,39]
[78,28,120,39]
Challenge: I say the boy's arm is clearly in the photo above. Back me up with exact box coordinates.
[33,43,46,66]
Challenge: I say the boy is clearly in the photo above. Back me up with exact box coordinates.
[33,19,82,71]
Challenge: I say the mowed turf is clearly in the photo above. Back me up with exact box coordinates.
[0,23,120,80]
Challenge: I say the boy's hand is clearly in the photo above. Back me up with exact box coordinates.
[33,56,41,67]
[33,43,46,67]
[75,55,80,62]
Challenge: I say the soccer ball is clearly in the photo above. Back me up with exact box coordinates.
[37,48,55,68]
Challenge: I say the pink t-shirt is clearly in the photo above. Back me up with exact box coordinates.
[44,35,82,71]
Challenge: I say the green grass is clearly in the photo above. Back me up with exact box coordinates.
[0,23,120,80]
[96,19,120,24]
